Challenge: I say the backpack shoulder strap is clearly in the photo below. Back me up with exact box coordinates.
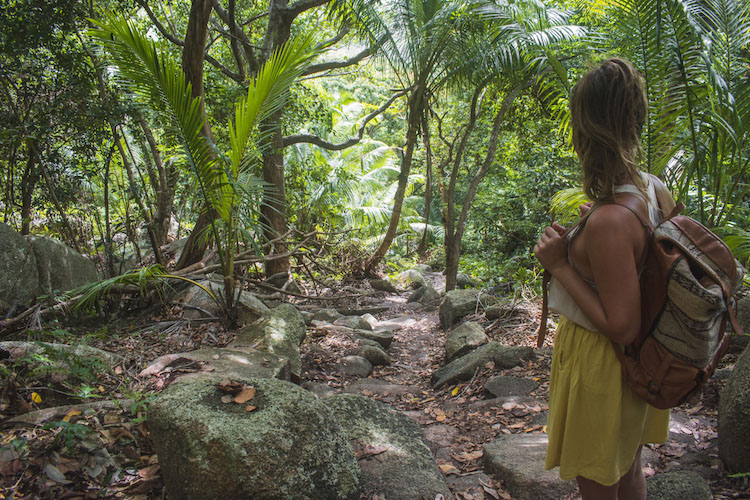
[535,203,603,348]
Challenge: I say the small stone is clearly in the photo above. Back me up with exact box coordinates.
[354,345,391,366]
[338,356,372,377]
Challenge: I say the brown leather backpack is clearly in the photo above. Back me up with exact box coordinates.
[537,190,745,409]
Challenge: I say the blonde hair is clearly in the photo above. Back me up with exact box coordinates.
[570,58,647,201]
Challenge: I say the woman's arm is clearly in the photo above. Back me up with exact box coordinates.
[534,205,646,344]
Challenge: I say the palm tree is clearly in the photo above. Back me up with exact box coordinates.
[89,14,319,322]
[328,0,500,274]
[331,0,585,276]
[577,0,750,265]
[599,0,750,226]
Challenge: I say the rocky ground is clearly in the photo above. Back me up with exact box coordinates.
[1,272,749,499]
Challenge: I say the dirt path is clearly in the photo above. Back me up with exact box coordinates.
[1,277,748,499]
[299,284,748,500]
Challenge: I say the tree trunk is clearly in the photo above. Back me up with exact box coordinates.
[442,84,523,291]
[20,142,39,235]
[138,113,175,247]
[444,235,460,291]
[260,113,290,276]
[116,131,164,266]
[175,0,216,270]
[364,91,422,274]
[417,113,432,256]
[103,143,116,277]
[258,0,294,277]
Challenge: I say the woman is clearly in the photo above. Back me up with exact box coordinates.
[533,58,671,499]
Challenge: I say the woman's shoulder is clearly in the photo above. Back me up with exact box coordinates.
[585,199,648,237]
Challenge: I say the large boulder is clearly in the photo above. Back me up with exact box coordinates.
[432,342,534,389]
[444,322,488,363]
[264,271,301,294]
[179,280,269,323]
[737,294,750,334]
[407,285,441,305]
[719,344,750,472]
[325,394,452,500]
[334,316,373,331]
[439,289,494,329]
[396,270,427,289]
[0,222,39,312]
[26,235,98,295]
[483,434,576,500]
[149,377,361,499]
[646,471,713,500]
[232,304,306,380]
[369,278,399,293]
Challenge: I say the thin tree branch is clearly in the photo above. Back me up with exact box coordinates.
[285,0,330,17]
[136,0,183,46]
[282,89,408,149]
[302,35,386,76]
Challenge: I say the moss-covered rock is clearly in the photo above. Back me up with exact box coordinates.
[149,377,361,500]
[232,304,306,380]
[0,222,39,312]
[438,289,494,329]
[719,344,750,472]
[646,471,712,500]
[432,342,534,389]
[444,322,488,363]
[325,394,451,500]
[26,235,98,295]
[396,269,427,289]
[407,285,441,305]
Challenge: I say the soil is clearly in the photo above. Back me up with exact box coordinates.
[1,275,749,499]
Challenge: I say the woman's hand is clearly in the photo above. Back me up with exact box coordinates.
[533,222,567,273]
[579,202,593,217]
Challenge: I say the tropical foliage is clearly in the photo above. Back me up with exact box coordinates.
[88,15,319,319]
[0,0,747,311]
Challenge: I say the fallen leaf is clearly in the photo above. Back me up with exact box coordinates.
[438,463,461,475]
[31,392,42,404]
[501,402,517,411]
[63,410,82,422]
[221,395,233,404]
[245,406,256,412]
[44,463,71,484]
[356,445,388,459]
[233,387,256,404]
[481,484,500,500]
[115,365,124,375]
[435,414,447,422]
[138,464,160,479]
[360,390,373,397]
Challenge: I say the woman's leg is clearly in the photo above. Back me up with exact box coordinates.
[617,446,646,500]
[576,446,646,500]
[576,476,618,500]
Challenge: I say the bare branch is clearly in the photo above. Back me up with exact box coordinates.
[282,89,408,149]
[136,0,184,47]
[302,33,387,76]
[285,0,330,17]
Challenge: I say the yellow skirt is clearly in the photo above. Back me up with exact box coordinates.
[545,316,670,486]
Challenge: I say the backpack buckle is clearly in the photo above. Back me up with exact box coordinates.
[648,381,661,395]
